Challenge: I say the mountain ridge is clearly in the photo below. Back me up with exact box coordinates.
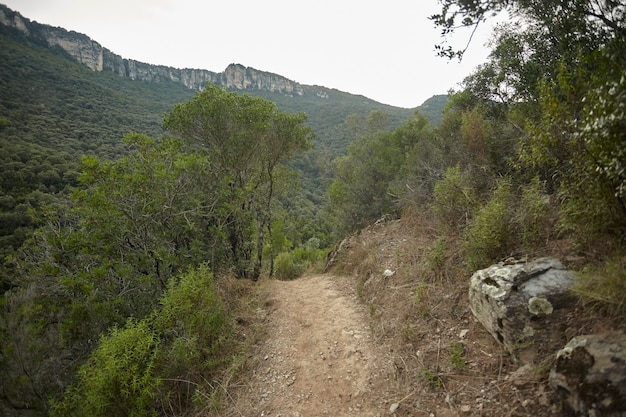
[0,3,415,108]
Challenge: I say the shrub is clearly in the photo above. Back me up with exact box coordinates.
[573,257,626,317]
[413,282,430,316]
[433,165,476,230]
[274,252,305,280]
[155,263,227,362]
[464,179,514,270]
[449,342,467,371]
[516,177,553,249]
[153,264,230,411]
[421,236,447,281]
[53,264,231,417]
[52,319,161,417]
[274,239,328,280]
[421,368,444,389]
[557,177,623,248]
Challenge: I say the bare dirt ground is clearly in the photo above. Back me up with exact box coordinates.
[220,217,622,417]
[223,274,403,417]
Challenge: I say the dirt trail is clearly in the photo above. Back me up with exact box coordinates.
[226,274,401,417]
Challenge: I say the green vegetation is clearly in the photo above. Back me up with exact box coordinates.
[51,264,235,417]
[326,0,625,325]
[1,1,625,415]
[163,84,314,280]
[0,26,196,278]
[464,179,514,270]
[449,342,466,371]
[273,238,327,280]
[1,80,310,414]
[421,367,444,389]
[0,19,442,278]
[574,258,626,317]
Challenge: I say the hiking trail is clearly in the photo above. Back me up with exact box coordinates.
[224,274,404,417]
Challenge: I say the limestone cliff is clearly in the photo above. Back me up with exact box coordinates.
[0,4,305,96]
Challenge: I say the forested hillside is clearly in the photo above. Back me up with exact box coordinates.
[0,11,442,416]
[0,14,443,268]
[1,1,624,416]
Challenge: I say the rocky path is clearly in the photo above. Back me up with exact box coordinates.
[225,274,401,417]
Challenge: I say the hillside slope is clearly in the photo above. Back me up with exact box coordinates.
[216,217,624,417]
[0,3,447,259]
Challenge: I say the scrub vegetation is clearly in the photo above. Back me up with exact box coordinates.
[1,1,625,415]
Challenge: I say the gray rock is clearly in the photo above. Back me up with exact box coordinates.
[550,332,626,416]
[469,257,577,363]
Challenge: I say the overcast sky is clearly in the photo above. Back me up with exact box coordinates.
[4,0,499,108]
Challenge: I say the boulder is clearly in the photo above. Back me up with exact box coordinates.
[550,332,626,416]
[469,257,577,364]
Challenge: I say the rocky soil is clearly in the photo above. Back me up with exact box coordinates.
[219,218,623,417]
[220,272,554,417]
[223,274,402,416]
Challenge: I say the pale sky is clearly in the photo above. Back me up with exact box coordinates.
[4,0,499,108]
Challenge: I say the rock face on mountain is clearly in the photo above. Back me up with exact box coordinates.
[0,4,305,96]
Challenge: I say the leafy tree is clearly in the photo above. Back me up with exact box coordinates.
[433,0,626,246]
[1,134,221,415]
[164,84,313,280]
[430,0,625,61]
[328,111,431,233]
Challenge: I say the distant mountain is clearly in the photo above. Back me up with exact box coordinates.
[0,4,446,130]
[0,3,448,258]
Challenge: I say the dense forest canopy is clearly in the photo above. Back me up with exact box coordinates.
[0,18,438,274]
[1,1,625,416]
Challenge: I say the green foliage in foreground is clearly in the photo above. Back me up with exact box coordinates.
[574,257,626,317]
[464,180,515,270]
[51,264,231,417]
[2,86,312,415]
[52,319,161,417]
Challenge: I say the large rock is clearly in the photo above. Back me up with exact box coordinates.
[469,257,577,364]
[550,332,626,416]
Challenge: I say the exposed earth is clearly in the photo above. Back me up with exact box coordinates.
[219,218,618,417]
[225,274,400,416]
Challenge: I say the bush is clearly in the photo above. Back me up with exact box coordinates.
[573,257,626,317]
[516,177,553,250]
[421,236,447,281]
[52,319,161,417]
[557,177,623,248]
[433,165,476,230]
[274,239,328,280]
[464,180,514,270]
[274,252,305,280]
[53,264,231,416]
[153,264,230,411]
[155,263,227,363]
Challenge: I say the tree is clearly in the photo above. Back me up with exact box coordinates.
[328,111,430,233]
[434,0,626,241]
[431,0,625,61]
[164,84,313,279]
[1,134,217,414]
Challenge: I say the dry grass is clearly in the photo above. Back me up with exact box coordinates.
[208,209,625,416]
[201,273,269,416]
[324,211,626,416]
